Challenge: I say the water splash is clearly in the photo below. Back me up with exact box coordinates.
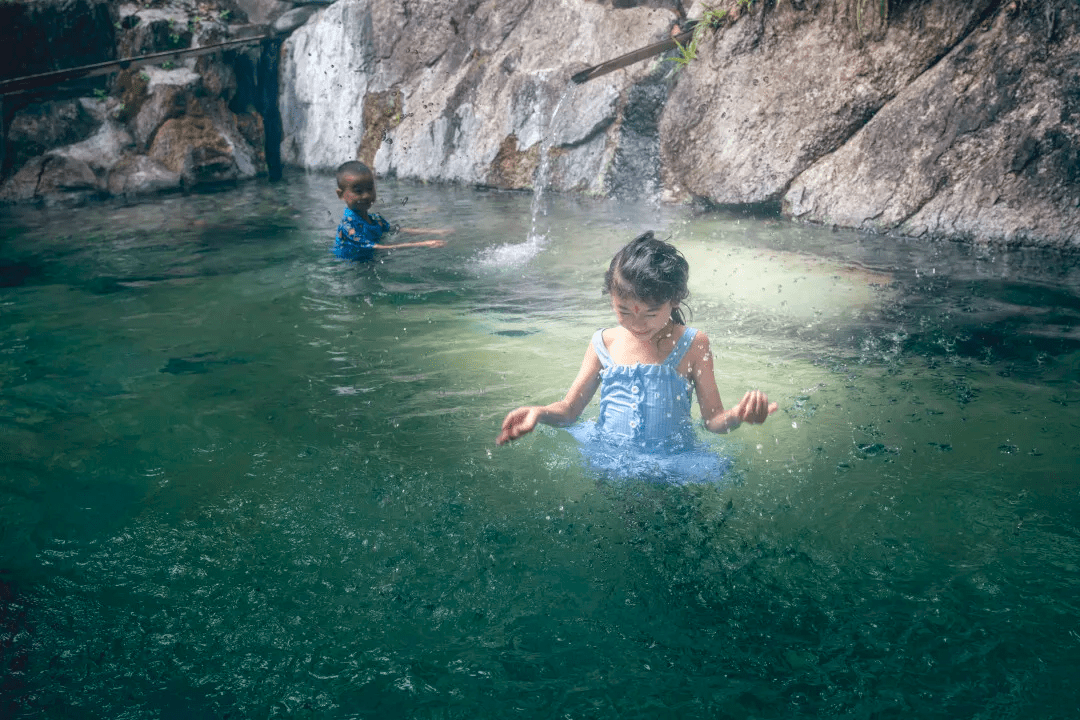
[480,77,574,268]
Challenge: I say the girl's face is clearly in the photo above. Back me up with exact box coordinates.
[611,292,675,340]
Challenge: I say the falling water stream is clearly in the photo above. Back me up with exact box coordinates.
[1,175,1079,718]
[481,76,574,267]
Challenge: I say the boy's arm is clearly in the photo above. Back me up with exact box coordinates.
[398,227,453,236]
[373,218,447,249]
[497,344,602,445]
[688,332,777,433]
[371,239,446,250]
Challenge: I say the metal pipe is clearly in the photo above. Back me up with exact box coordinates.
[571,23,697,85]
[0,34,274,96]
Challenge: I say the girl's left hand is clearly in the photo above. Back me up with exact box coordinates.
[733,390,778,425]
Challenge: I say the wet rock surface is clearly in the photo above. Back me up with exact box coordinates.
[1,0,275,202]
[661,0,1002,205]
[782,3,1080,246]
[3,0,1077,247]
[662,0,1079,246]
[279,0,675,195]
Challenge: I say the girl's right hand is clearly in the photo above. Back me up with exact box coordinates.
[732,390,778,425]
[496,406,541,445]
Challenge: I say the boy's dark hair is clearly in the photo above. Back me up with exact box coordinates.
[604,231,690,324]
[336,160,373,187]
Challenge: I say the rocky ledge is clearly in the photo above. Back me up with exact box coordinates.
[3,0,1078,248]
[0,0,303,203]
[277,0,1078,248]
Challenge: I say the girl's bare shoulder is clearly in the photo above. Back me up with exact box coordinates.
[685,328,714,363]
[599,326,625,348]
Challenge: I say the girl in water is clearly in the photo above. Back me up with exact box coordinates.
[496,232,777,481]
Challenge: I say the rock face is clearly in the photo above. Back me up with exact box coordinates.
[662,0,1079,246]
[6,100,100,174]
[0,0,276,203]
[0,0,116,82]
[660,1,1000,205]
[782,3,1080,246]
[4,0,1078,247]
[278,0,1078,247]
[279,0,677,195]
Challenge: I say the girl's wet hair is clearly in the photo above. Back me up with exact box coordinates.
[604,231,690,324]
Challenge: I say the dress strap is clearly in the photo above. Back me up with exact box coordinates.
[590,328,612,368]
[664,327,698,368]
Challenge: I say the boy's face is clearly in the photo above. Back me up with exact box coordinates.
[337,172,376,217]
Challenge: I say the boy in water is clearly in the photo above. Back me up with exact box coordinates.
[334,161,449,260]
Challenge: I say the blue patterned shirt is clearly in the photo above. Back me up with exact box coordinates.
[334,208,392,260]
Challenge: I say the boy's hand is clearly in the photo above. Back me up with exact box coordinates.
[419,239,447,248]
[497,406,541,445]
[732,390,778,425]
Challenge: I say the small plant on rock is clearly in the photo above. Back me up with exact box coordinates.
[666,4,731,70]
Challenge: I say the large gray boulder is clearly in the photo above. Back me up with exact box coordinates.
[660,0,1078,246]
[784,5,1080,246]
[0,154,102,204]
[659,0,999,205]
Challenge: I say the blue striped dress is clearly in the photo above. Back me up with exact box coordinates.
[566,327,730,484]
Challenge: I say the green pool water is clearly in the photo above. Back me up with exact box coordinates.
[1,175,1078,718]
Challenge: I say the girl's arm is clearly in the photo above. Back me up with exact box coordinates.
[496,344,602,445]
[687,332,778,433]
